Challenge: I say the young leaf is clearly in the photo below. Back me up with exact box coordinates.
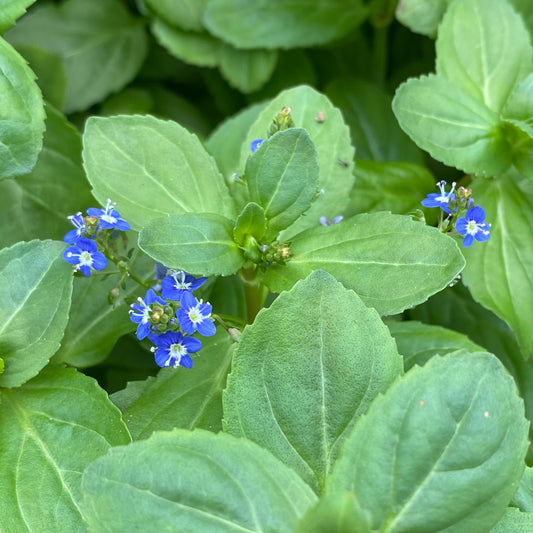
[203,0,367,49]
[0,366,131,531]
[0,240,72,388]
[224,271,403,493]
[81,429,317,532]
[242,85,355,238]
[83,115,236,231]
[5,0,148,113]
[436,0,532,114]
[326,351,529,532]
[120,331,233,439]
[245,128,319,238]
[139,213,245,276]
[233,202,267,245]
[393,74,511,178]
[462,174,533,357]
[0,37,45,180]
[395,0,451,38]
[259,212,465,316]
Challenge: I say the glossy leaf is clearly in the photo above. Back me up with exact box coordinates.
[462,174,533,357]
[139,213,244,276]
[5,0,148,113]
[0,37,45,180]
[224,271,403,492]
[326,351,529,532]
[203,0,367,49]
[121,331,233,439]
[233,202,267,245]
[81,429,317,532]
[83,115,235,231]
[259,212,465,316]
[0,0,35,32]
[0,240,72,388]
[0,366,130,531]
[242,85,355,238]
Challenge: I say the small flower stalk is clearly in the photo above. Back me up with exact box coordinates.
[421,182,491,248]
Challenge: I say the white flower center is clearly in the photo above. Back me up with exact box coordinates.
[79,251,93,266]
[466,220,480,235]
[101,214,117,224]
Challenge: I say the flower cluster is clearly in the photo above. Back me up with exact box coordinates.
[129,269,215,369]
[421,182,491,248]
[62,199,130,276]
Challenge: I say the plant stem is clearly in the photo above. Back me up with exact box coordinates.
[240,264,263,324]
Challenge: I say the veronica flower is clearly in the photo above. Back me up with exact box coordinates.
[421,181,456,214]
[176,292,216,336]
[64,212,88,243]
[319,215,343,226]
[129,289,167,340]
[250,139,264,152]
[87,199,130,231]
[62,238,107,277]
[455,206,491,248]
[161,270,207,301]
[151,331,201,368]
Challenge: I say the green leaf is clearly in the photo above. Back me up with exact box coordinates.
[326,77,422,163]
[0,0,36,32]
[145,0,208,32]
[326,351,529,532]
[395,0,451,38]
[259,212,465,316]
[224,271,403,493]
[242,85,355,238]
[81,429,317,532]
[245,129,319,238]
[83,114,235,231]
[139,213,245,276]
[233,202,267,245]
[296,492,373,533]
[121,331,233,439]
[151,19,221,67]
[52,246,155,368]
[490,508,533,532]
[0,103,93,249]
[436,0,532,114]
[219,45,278,93]
[503,73,533,138]
[462,175,533,357]
[386,320,483,371]
[203,0,367,49]
[346,160,435,217]
[393,74,511,178]
[5,0,148,113]
[0,366,130,531]
[512,466,533,512]
[0,240,73,388]
[0,37,45,180]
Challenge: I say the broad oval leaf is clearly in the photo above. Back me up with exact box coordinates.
[203,0,367,49]
[81,429,317,532]
[139,213,245,276]
[0,366,130,531]
[224,271,403,493]
[462,174,533,357]
[5,0,148,113]
[0,240,72,387]
[393,74,511,178]
[259,212,465,316]
[245,128,319,238]
[395,0,450,38]
[0,37,45,180]
[241,85,355,238]
[326,351,529,532]
[436,0,532,114]
[119,331,233,440]
[83,114,235,231]
[233,202,267,245]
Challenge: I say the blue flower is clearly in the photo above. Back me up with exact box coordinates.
[129,289,167,340]
[250,139,264,152]
[319,215,343,226]
[421,181,456,214]
[177,292,216,336]
[64,212,88,243]
[62,238,107,277]
[151,330,201,368]
[455,206,491,248]
[87,199,130,231]
[161,270,207,301]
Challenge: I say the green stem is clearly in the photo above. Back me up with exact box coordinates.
[240,264,263,324]
[372,24,389,87]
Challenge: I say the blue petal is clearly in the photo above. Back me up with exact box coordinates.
[144,288,166,306]
[462,234,474,247]
[136,322,150,340]
[183,336,202,353]
[180,291,196,310]
[115,219,130,231]
[467,206,485,222]
[80,265,91,277]
[64,229,81,243]
[77,238,98,252]
[154,348,172,367]
[454,217,468,235]
[63,247,80,264]
[475,225,491,242]
[197,319,216,337]
[177,308,194,334]
[250,139,264,152]
[92,252,107,271]
[180,355,193,369]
